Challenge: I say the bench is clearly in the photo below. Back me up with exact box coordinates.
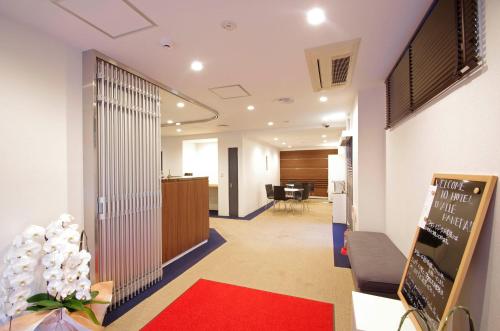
[346,231,406,299]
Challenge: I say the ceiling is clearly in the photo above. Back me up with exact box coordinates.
[246,126,345,151]
[0,0,433,148]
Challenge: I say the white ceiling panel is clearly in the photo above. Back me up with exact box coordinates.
[52,0,155,38]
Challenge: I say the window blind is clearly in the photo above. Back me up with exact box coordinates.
[385,0,480,128]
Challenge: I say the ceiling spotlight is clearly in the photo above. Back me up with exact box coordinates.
[267,121,274,126]
[247,105,255,111]
[176,102,185,108]
[288,145,292,148]
[176,128,182,132]
[282,142,286,145]
[321,134,327,138]
[273,137,279,141]
[175,122,181,126]
[167,120,174,124]
[190,60,204,71]
[307,8,326,26]
[319,96,328,103]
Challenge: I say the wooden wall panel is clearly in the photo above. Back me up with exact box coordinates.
[280,149,337,159]
[280,158,327,169]
[162,177,209,263]
[280,149,336,197]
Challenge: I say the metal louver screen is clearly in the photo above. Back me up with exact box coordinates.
[96,59,162,307]
[331,56,350,86]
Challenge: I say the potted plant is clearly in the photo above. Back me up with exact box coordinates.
[0,214,109,330]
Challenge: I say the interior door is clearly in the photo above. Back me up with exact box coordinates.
[228,147,239,217]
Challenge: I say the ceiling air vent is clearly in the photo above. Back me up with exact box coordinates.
[305,39,360,92]
[332,56,351,85]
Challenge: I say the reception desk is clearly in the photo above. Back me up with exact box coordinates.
[162,176,209,264]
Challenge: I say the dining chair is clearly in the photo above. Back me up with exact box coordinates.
[273,186,289,210]
[302,184,311,211]
[265,184,274,205]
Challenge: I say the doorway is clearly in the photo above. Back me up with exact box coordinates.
[228,147,239,217]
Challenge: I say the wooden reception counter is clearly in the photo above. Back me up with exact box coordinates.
[162,176,209,264]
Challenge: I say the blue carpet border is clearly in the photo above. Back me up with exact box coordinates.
[103,228,226,326]
[332,222,351,268]
[209,201,274,221]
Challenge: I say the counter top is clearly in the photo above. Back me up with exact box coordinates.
[162,176,208,182]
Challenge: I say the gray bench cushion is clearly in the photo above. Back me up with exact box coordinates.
[346,231,406,295]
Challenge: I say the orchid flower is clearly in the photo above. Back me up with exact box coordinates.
[47,280,63,297]
[22,225,46,241]
[7,288,30,304]
[5,300,28,317]
[17,240,42,258]
[9,273,34,289]
[11,256,37,274]
[59,214,75,226]
[41,252,65,269]
[43,268,63,282]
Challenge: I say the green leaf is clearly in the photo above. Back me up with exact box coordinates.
[90,291,99,299]
[89,300,110,305]
[64,299,85,312]
[81,306,100,325]
[26,305,57,312]
[27,293,54,303]
[35,300,64,309]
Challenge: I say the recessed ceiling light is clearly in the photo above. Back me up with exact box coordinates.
[273,137,279,141]
[288,145,292,148]
[267,121,274,126]
[167,120,174,124]
[247,105,255,111]
[319,96,328,102]
[307,8,326,26]
[176,102,185,108]
[321,134,327,138]
[176,128,182,132]
[190,60,204,71]
[282,142,286,145]
[175,122,181,126]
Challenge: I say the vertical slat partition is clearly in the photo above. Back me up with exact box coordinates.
[96,59,162,307]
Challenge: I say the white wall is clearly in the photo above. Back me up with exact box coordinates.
[162,133,280,217]
[385,0,500,329]
[240,136,280,216]
[182,140,218,184]
[0,17,83,257]
[162,132,242,216]
[351,85,386,232]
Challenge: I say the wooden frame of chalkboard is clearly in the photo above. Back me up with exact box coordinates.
[398,174,497,330]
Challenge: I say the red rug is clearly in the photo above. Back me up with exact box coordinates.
[141,279,334,331]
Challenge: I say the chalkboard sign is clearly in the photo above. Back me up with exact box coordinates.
[399,174,497,330]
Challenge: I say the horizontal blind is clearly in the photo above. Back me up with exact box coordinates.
[385,0,481,129]
[412,0,459,110]
[386,49,412,128]
[458,0,480,70]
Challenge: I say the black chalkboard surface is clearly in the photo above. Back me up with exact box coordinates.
[399,174,496,330]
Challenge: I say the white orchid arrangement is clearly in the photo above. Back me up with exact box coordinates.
[0,214,107,326]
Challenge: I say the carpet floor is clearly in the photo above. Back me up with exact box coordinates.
[107,199,354,331]
[141,279,334,331]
